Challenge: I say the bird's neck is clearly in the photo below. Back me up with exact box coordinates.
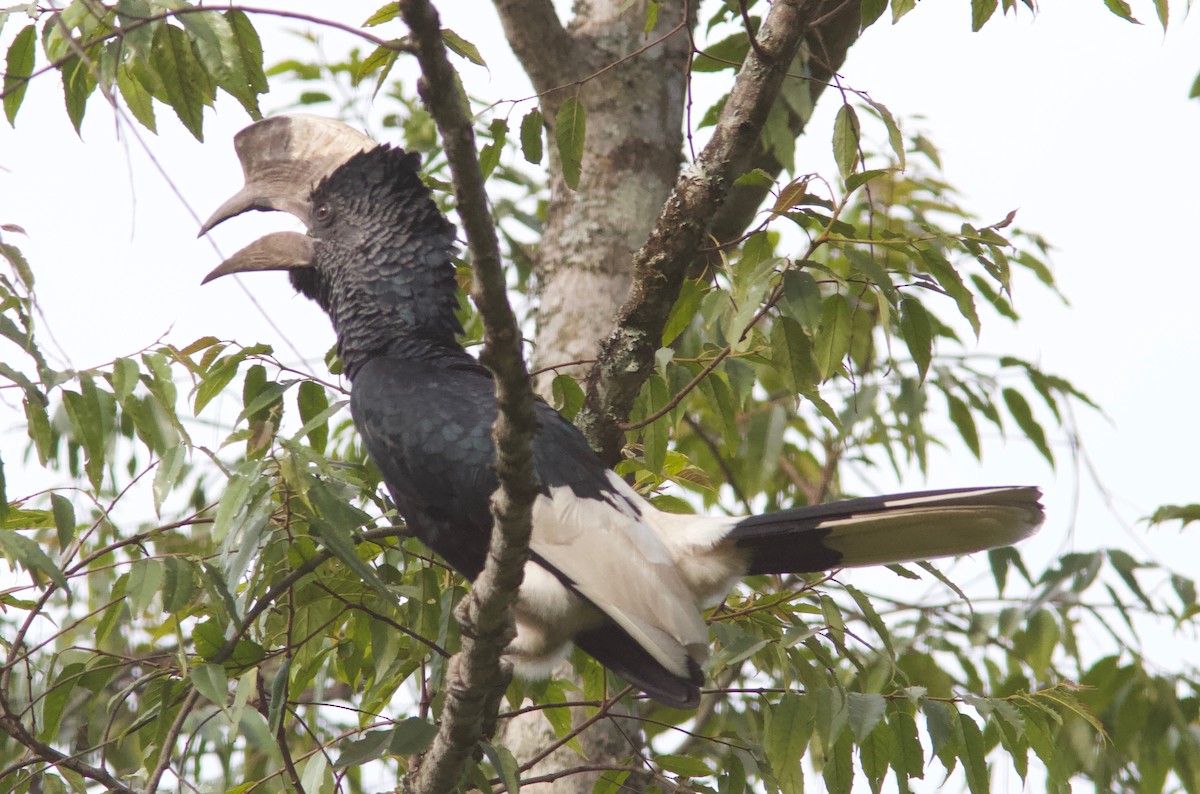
[307,233,470,377]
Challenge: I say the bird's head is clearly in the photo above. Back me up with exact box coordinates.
[200,115,461,368]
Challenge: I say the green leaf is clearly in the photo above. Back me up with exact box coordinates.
[161,555,195,613]
[1108,548,1154,611]
[892,0,917,22]
[1002,387,1053,464]
[442,28,486,67]
[297,381,330,452]
[4,25,36,125]
[62,383,107,490]
[224,10,267,114]
[153,444,186,515]
[1102,0,1141,23]
[945,391,981,459]
[50,493,76,549]
[363,3,401,26]
[899,297,933,382]
[766,694,811,789]
[814,293,852,381]
[845,168,893,193]
[971,0,998,30]
[519,108,544,165]
[304,479,398,607]
[267,657,290,734]
[555,96,587,190]
[889,708,924,786]
[859,724,893,794]
[833,104,860,179]
[770,316,818,394]
[1148,503,1200,527]
[959,714,990,793]
[478,118,508,180]
[822,730,854,794]
[919,248,980,336]
[190,663,229,711]
[656,754,712,778]
[335,729,393,767]
[388,717,438,755]
[550,374,584,422]
[0,530,68,590]
[861,0,887,26]
[692,31,749,72]
[481,741,521,793]
[61,56,97,135]
[151,24,210,141]
[863,97,905,169]
[848,692,888,742]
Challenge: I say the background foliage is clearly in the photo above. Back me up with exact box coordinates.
[1,1,1198,792]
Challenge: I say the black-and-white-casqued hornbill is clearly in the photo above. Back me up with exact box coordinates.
[200,115,1044,709]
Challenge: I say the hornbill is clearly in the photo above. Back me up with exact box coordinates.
[200,115,1044,709]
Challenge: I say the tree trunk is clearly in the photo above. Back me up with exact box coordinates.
[490,1,862,790]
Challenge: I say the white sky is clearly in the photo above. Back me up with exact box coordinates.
[0,2,1197,603]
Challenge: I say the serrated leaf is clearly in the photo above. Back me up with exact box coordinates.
[946,392,981,459]
[478,118,508,180]
[224,10,267,114]
[388,717,438,755]
[481,741,521,793]
[848,692,888,742]
[116,63,157,131]
[305,480,398,606]
[555,96,586,189]
[845,168,892,193]
[4,25,36,125]
[1102,0,1141,23]
[861,0,887,26]
[335,729,392,767]
[656,754,713,778]
[899,297,932,382]
[550,374,584,422]
[822,730,854,794]
[864,97,905,168]
[519,108,544,165]
[972,0,998,30]
[0,530,68,590]
[959,714,989,793]
[190,663,229,711]
[766,694,811,788]
[833,104,860,180]
[297,380,330,452]
[1001,387,1053,464]
[771,315,818,393]
[363,3,400,27]
[50,493,75,549]
[61,56,97,135]
[442,28,486,67]
[151,24,210,140]
[814,293,852,381]
[1148,503,1200,527]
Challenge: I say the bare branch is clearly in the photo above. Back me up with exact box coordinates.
[398,1,539,792]
[708,0,863,248]
[578,0,821,461]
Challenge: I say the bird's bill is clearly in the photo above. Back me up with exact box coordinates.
[202,231,315,283]
[199,114,376,235]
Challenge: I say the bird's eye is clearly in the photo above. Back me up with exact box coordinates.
[313,202,333,224]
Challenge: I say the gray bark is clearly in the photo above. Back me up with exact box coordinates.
[489,1,865,791]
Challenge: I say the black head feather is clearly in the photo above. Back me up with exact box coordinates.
[291,145,464,376]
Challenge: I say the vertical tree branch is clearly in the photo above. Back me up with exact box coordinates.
[398,1,540,792]
[578,0,820,462]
